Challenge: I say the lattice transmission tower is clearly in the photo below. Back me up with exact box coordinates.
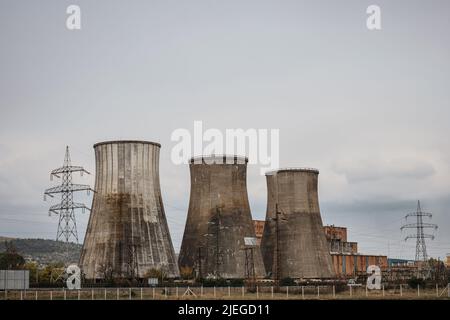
[401,200,438,272]
[44,146,92,260]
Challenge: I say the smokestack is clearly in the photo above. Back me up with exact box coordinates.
[261,168,335,279]
[80,141,179,279]
[178,155,265,279]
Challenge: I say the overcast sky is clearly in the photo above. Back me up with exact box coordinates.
[0,0,449,260]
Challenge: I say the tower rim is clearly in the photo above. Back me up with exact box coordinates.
[265,167,319,175]
[93,140,161,148]
[190,154,248,164]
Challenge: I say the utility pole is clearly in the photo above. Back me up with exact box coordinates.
[401,200,438,278]
[44,146,93,262]
[271,204,286,286]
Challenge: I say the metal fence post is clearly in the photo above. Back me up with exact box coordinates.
[20,290,23,300]
[35,290,38,301]
[271,286,274,299]
[436,284,438,297]
[117,288,119,300]
[400,284,402,297]
[77,290,80,300]
[317,286,320,298]
[417,285,420,297]
[104,288,107,300]
[64,289,66,300]
[201,285,203,297]
[92,289,94,300]
[176,286,179,297]
[165,287,167,298]
[214,286,216,298]
[50,291,52,301]
[129,288,131,300]
[286,286,289,298]
[242,286,244,297]
[301,286,304,299]
[256,286,259,299]
[153,287,155,299]
[365,285,368,297]
[382,285,385,297]
[140,287,143,300]
[228,286,231,297]
[332,285,335,298]
[350,285,352,297]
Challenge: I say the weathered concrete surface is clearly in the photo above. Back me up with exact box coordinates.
[79,141,179,279]
[261,168,335,279]
[179,155,266,279]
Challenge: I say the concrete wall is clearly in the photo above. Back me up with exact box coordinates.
[178,155,266,279]
[79,141,179,279]
[261,169,335,279]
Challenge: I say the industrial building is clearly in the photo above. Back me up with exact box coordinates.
[324,225,357,254]
[79,141,179,279]
[260,168,335,279]
[178,155,266,279]
[323,225,388,277]
[254,221,388,279]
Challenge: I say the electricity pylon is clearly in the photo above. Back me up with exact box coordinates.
[44,146,92,262]
[401,200,438,277]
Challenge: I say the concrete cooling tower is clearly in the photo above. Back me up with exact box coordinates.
[178,155,266,279]
[260,168,335,279]
[79,141,179,279]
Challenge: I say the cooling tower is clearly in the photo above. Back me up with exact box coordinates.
[178,155,266,279]
[79,141,179,279]
[260,168,335,279]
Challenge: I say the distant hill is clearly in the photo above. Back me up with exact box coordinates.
[0,237,82,265]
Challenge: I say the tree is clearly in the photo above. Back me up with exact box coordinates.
[97,262,117,284]
[144,268,167,283]
[36,262,65,284]
[0,241,25,269]
[23,262,39,283]
[180,266,194,280]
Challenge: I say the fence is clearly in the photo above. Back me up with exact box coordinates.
[1,284,449,300]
